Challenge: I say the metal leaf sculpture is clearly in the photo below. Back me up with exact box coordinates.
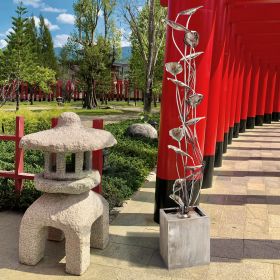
[166,62,183,76]
[167,78,192,90]
[187,93,204,107]
[181,52,204,61]
[165,19,188,32]
[168,145,190,157]
[185,117,205,126]
[169,127,184,142]
[184,30,199,48]
[179,6,203,16]
[165,6,205,218]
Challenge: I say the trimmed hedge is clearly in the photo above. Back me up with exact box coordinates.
[0,111,159,211]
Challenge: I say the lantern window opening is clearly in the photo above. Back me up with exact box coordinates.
[65,153,76,173]
[49,153,57,173]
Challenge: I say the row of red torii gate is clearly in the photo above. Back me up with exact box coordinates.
[154,0,280,222]
[6,80,143,102]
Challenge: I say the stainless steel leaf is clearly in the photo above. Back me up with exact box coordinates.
[165,62,183,76]
[169,194,184,207]
[181,52,204,61]
[185,165,203,171]
[165,19,188,32]
[185,117,205,126]
[187,93,204,107]
[169,127,184,142]
[167,78,191,90]
[168,145,190,157]
[173,178,186,193]
[179,6,203,16]
[184,30,199,48]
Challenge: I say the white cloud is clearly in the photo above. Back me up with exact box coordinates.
[41,6,67,13]
[5,28,14,36]
[54,34,69,48]
[56,13,75,25]
[0,39,8,49]
[120,28,131,47]
[13,0,42,8]
[32,16,60,31]
[13,0,67,14]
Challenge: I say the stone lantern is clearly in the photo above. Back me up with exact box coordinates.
[18,112,117,275]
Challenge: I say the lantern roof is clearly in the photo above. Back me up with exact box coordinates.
[20,112,117,153]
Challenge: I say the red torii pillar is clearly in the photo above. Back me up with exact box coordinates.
[264,67,277,124]
[272,71,280,122]
[255,63,269,126]
[214,38,230,166]
[221,25,235,154]
[203,0,227,188]
[239,55,253,133]
[233,46,246,138]
[246,59,261,129]
[228,37,242,144]
[155,0,215,222]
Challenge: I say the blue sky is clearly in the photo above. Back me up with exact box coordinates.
[0,0,139,49]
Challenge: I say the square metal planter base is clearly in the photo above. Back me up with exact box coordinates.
[160,207,210,269]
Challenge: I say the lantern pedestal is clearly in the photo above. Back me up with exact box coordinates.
[160,207,210,269]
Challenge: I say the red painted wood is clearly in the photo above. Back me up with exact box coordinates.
[273,72,280,113]
[51,118,58,128]
[204,0,227,156]
[256,64,269,117]
[240,56,253,121]
[224,49,236,134]
[265,67,277,116]
[92,119,104,194]
[235,50,246,125]
[216,44,230,142]
[247,60,261,118]
[0,135,17,141]
[15,116,24,192]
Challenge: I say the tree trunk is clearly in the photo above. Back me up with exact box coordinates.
[144,78,153,113]
[29,86,35,105]
[84,79,98,109]
[16,88,20,111]
[153,93,157,107]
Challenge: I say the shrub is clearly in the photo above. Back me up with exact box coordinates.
[0,114,159,211]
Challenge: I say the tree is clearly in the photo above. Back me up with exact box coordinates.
[69,0,119,109]
[22,65,56,105]
[25,16,39,63]
[38,15,58,74]
[1,2,32,110]
[0,3,58,110]
[102,0,116,40]
[123,0,166,113]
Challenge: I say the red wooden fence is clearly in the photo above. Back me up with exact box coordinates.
[0,117,104,194]
[0,116,34,193]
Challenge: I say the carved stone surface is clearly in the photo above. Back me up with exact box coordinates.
[34,171,101,194]
[126,123,158,139]
[160,207,210,269]
[19,191,109,275]
[18,112,116,275]
[19,112,117,152]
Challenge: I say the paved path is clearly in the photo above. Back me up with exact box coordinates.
[0,122,280,279]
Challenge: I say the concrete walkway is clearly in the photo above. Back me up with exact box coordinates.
[0,122,280,279]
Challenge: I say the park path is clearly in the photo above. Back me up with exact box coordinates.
[0,122,280,279]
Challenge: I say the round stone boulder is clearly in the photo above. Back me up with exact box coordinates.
[126,123,158,139]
